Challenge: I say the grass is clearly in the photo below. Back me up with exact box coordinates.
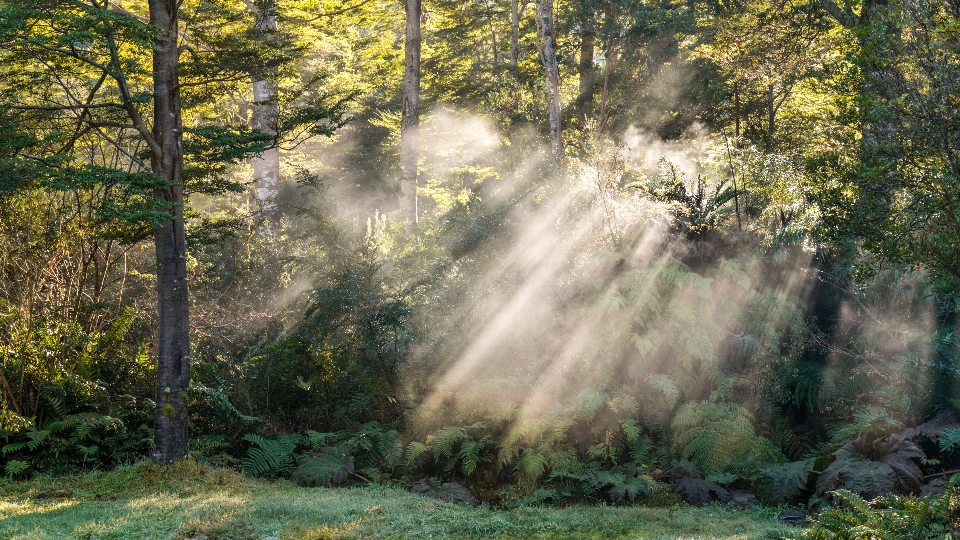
[0,461,797,539]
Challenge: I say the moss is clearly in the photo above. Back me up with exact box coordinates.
[162,403,177,418]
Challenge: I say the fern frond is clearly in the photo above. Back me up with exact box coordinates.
[648,374,679,409]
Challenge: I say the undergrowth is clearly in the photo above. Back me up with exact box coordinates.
[0,460,795,540]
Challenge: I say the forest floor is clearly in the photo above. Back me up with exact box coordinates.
[0,461,798,539]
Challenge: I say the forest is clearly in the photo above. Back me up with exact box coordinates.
[0,0,960,538]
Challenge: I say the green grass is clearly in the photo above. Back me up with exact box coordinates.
[0,461,796,539]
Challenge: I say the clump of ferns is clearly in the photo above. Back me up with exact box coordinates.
[800,481,960,540]
[493,387,658,490]
[417,422,497,479]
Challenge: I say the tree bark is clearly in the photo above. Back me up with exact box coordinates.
[510,0,520,72]
[734,80,740,139]
[577,24,596,122]
[148,0,190,465]
[251,0,281,230]
[536,0,562,166]
[597,40,617,136]
[399,0,421,226]
[767,83,775,143]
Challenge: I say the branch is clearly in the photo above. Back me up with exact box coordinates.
[89,125,150,171]
[924,468,960,480]
[307,0,377,19]
[9,103,124,111]
[820,0,858,28]
[103,32,163,161]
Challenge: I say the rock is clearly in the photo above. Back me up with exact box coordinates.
[777,509,807,526]
[920,477,946,497]
[409,478,480,507]
[725,491,760,510]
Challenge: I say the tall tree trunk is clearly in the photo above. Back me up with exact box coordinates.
[251,0,281,230]
[510,0,520,72]
[399,0,421,226]
[734,80,740,139]
[148,0,190,465]
[597,41,617,136]
[536,0,562,166]
[577,24,596,122]
[767,83,775,144]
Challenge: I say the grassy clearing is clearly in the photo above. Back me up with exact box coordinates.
[0,461,796,539]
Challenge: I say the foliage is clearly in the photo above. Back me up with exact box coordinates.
[293,442,356,487]
[756,458,815,505]
[242,433,302,478]
[1,412,152,474]
[673,476,731,506]
[645,159,737,240]
[800,480,960,540]
[815,433,926,500]
[0,0,959,521]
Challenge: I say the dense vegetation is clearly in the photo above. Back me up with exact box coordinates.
[1,0,960,536]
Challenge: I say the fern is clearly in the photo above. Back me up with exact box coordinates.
[404,441,429,465]
[939,427,960,453]
[670,400,780,476]
[802,489,955,540]
[429,425,470,461]
[516,447,549,483]
[4,459,28,479]
[457,436,493,476]
[756,458,814,504]
[648,374,679,409]
[242,433,303,477]
[829,406,903,443]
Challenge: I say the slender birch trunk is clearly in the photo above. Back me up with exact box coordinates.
[399,0,422,226]
[251,0,280,229]
[148,0,190,465]
[536,0,562,166]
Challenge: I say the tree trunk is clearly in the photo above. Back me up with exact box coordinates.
[510,0,520,72]
[148,0,190,465]
[597,40,617,136]
[767,83,775,143]
[399,0,421,226]
[536,0,562,166]
[577,24,596,122]
[734,80,740,139]
[251,0,281,230]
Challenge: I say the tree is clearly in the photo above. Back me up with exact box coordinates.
[146,0,191,465]
[0,0,191,463]
[535,0,562,165]
[0,0,347,464]
[399,0,422,225]
[248,0,282,230]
